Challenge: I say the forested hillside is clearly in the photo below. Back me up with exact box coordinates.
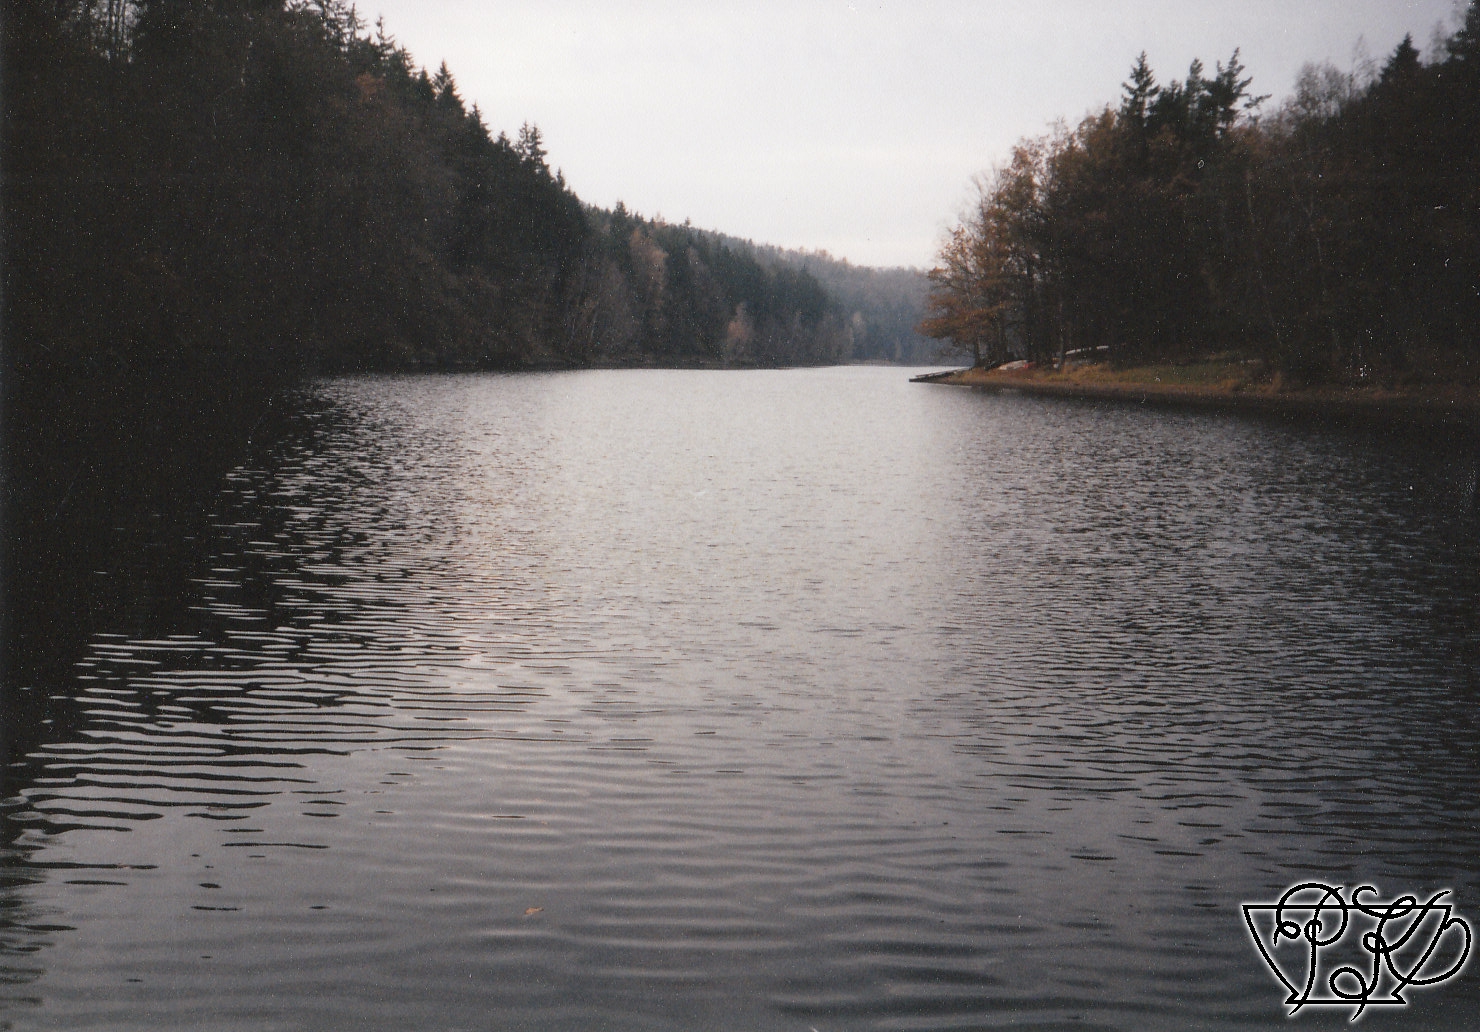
[922,6,1480,386]
[564,207,852,368]
[3,0,874,379]
[753,246,935,364]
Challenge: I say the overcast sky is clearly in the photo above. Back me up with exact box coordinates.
[367,1,1463,268]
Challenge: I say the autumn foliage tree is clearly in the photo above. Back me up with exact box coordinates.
[923,7,1480,385]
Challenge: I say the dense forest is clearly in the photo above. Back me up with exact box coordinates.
[3,0,900,381]
[922,5,1480,386]
[747,244,935,364]
[1,0,931,679]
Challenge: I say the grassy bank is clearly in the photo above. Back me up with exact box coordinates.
[920,360,1480,427]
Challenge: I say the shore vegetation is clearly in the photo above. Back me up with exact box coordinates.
[921,5,1480,394]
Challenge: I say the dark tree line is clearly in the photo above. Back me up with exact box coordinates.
[923,5,1480,386]
[4,0,856,379]
[749,245,935,364]
[563,205,852,368]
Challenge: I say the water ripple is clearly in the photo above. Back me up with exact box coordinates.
[3,368,1477,1030]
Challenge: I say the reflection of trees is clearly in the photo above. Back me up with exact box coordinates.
[0,387,491,996]
[0,389,476,840]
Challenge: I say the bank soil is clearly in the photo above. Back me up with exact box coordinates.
[917,364,1480,428]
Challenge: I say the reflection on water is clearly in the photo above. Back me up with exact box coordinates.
[2,367,1478,1030]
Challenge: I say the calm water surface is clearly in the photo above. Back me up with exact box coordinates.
[3,367,1478,1030]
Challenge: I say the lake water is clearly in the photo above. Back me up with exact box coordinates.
[3,366,1478,1030]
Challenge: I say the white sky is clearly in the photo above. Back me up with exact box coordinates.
[366,1,1463,268]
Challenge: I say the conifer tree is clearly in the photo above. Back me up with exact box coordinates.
[1119,52,1159,134]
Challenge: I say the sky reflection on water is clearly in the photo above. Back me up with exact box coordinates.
[3,367,1478,1030]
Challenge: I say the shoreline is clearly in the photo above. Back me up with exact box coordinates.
[914,366,1480,429]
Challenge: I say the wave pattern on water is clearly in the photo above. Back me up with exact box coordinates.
[3,368,1478,1030]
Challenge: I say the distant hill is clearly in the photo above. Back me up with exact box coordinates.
[698,233,938,364]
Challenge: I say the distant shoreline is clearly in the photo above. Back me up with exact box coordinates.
[914,366,1480,428]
